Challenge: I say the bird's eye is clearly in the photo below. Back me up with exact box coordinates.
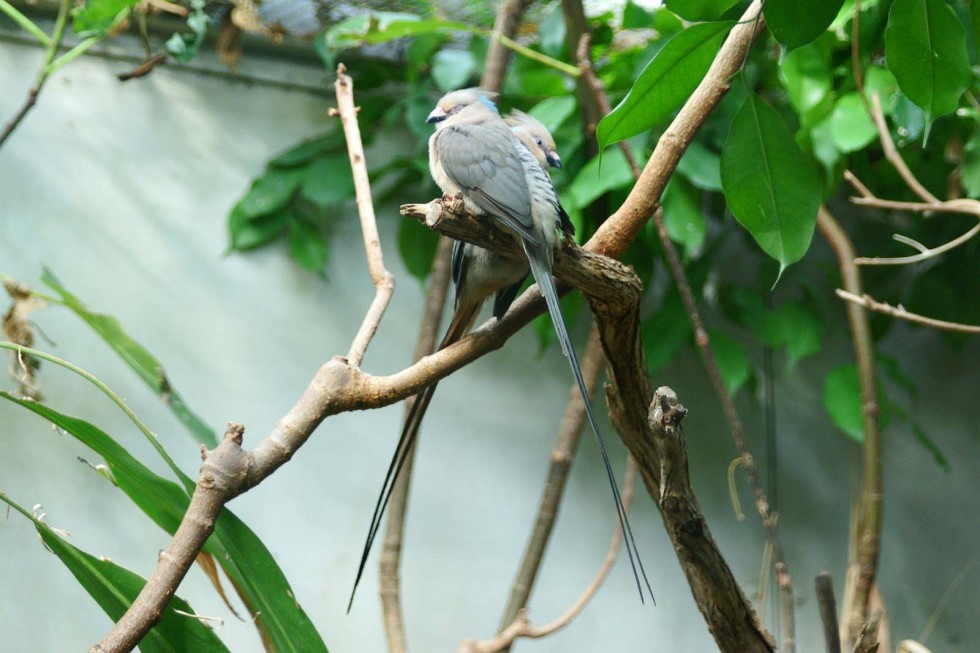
[449,104,464,115]
[535,138,544,146]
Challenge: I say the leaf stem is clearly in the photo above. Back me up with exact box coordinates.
[492,31,580,78]
[0,342,187,485]
[0,0,51,45]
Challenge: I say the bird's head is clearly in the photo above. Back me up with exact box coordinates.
[505,110,562,169]
[426,89,500,125]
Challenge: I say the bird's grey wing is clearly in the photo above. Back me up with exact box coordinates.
[436,124,538,244]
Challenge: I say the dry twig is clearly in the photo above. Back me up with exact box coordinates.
[460,457,639,653]
[333,65,396,368]
[836,290,980,334]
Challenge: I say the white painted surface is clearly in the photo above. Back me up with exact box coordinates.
[1,34,977,653]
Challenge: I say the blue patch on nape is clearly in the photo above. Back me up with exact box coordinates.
[478,94,498,112]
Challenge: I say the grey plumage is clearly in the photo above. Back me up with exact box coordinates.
[348,90,652,610]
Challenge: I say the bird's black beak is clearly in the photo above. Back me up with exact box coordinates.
[426,107,448,124]
[546,149,562,169]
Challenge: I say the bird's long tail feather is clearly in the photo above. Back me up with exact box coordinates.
[347,300,481,612]
[524,246,655,604]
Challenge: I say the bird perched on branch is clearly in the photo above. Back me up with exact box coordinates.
[348,89,652,610]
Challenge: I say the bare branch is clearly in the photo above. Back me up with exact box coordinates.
[333,64,395,368]
[380,237,454,653]
[496,327,604,638]
[867,92,938,204]
[816,573,842,653]
[836,290,980,334]
[460,457,638,653]
[816,208,882,647]
[481,0,534,92]
[0,0,71,149]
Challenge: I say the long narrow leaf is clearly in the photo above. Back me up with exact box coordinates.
[0,492,229,653]
[41,268,217,448]
[2,393,328,652]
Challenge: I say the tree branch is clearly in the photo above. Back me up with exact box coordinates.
[816,573,842,653]
[379,236,454,653]
[481,0,535,92]
[835,290,980,334]
[332,64,395,368]
[496,326,604,641]
[0,0,71,149]
[586,0,766,257]
[460,457,638,653]
[816,207,882,648]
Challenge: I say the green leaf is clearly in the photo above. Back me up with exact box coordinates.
[779,40,832,122]
[765,0,847,50]
[623,0,657,29]
[597,22,733,149]
[962,125,980,198]
[40,269,217,448]
[885,0,971,125]
[398,219,440,283]
[228,205,289,251]
[72,0,138,37]
[662,177,706,255]
[720,93,821,274]
[664,0,740,21]
[239,168,307,220]
[707,329,750,395]
[271,133,342,168]
[642,296,691,374]
[164,0,210,64]
[301,155,355,208]
[287,216,329,273]
[0,492,228,653]
[829,93,877,153]
[675,140,722,191]
[528,96,578,133]
[431,49,477,91]
[823,365,889,442]
[567,147,636,209]
[322,13,475,52]
[1,394,328,652]
[863,66,899,115]
[723,290,823,368]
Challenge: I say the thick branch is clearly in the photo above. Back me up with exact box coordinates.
[334,65,395,368]
[588,0,765,257]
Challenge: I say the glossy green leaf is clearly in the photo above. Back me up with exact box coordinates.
[229,206,289,251]
[239,168,306,220]
[431,49,476,91]
[829,93,877,153]
[765,0,846,50]
[822,365,889,442]
[675,140,722,191]
[567,147,636,209]
[885,0,971,124]
[779,41,832,122]
[40,269,217,448]
[662,177,706,255]
[72,0,137,37]
[287,216,329,273]
[398,219,440,283]
[664,0,740,21]
[863,66,899,115]
[707,329,750,395]
[301,155,355,208]
[538,5,567,58]
[1,394,327,652]
[597,22,733,149]
[0,493,228,653]
[723,289,823,368]
[720,93,821,274]
[528,96,578,133]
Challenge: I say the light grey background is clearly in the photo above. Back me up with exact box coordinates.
[1,28,977,653]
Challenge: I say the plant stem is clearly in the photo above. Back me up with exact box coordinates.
[0,0,51,45]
